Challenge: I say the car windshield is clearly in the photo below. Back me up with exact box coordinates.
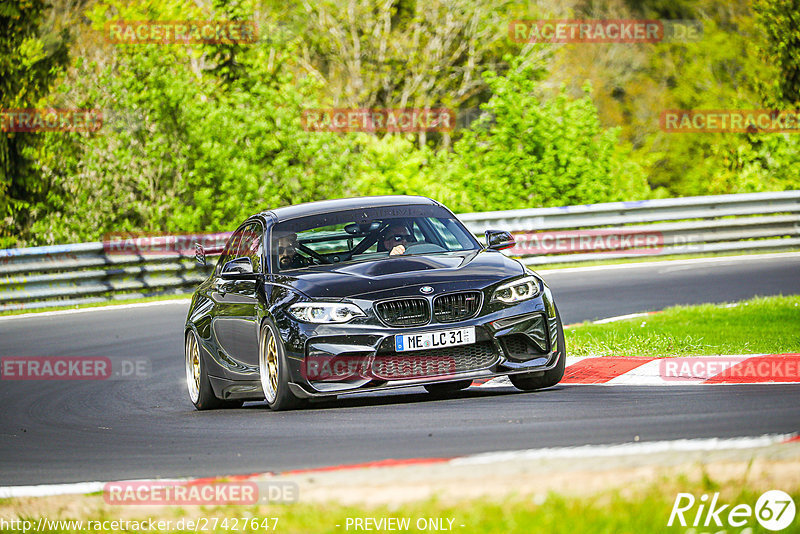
[271,205,479,272]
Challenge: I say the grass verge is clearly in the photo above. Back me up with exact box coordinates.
[4,481,798,533]
[567,294,800,357]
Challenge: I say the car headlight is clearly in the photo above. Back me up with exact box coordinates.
[287,302,366,323]
[492,276,541,304]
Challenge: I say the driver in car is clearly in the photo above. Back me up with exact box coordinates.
[383,223,413,256]
[277,233,310,269]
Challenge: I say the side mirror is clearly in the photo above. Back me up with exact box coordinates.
[220,257,257,279]
[195,243,206,266]
[485,230,516,251]
[196,243,224,267]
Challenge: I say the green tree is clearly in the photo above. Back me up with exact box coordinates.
[0,0,70,246]
[434,60,651,212]
[34,42,359,243]
[283,0,555,147]
[752,0,800,108]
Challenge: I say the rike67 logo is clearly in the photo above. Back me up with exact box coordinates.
[668,490,796,532]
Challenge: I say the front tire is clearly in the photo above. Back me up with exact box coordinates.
[259,320,306,411]
[185,330,242,410]
[509,308,566,391]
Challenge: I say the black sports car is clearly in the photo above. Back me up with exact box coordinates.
[185,196,566,410]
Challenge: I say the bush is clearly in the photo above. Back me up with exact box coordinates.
[437,60,651,213]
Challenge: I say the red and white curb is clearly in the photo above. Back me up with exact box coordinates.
[474,353,800,387]
[1,434,797,499]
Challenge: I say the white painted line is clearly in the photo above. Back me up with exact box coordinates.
[564,312,659,328]
[450,434,797,466]
[592,312,653,325]
[0,478,189,499]
[537,251,800,275]
[0,299,191,321]
[0,481,105,498]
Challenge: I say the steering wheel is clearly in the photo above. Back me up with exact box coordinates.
[297,243,330,264]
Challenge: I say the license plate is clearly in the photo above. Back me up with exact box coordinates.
[395,326,475,352]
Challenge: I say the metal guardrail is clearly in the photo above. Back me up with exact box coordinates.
[459,190,800,265]
[0,239,228,312]
[1,191,799,311]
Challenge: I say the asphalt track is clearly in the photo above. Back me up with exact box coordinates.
[1,254,799,486]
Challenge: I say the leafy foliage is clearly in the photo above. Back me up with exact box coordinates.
[34,41,357,243]
[438,62,651,211]
[2,0,799,247]
[0,0,70,246]
[752,0,800,109]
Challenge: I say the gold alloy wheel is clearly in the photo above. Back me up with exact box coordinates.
[259,325,279,403]
[185,332,201,403]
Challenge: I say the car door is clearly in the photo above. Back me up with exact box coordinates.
[210,221,264,372]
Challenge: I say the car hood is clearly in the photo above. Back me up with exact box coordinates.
[277,250,525,300]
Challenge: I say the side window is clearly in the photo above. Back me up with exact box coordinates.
[216,227,245,274]
[236,222,262,271]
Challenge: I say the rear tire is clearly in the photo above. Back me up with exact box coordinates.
[185,330,242,410]
[259,320,306,411]
[509,308,566,391]
[424,380,473,394]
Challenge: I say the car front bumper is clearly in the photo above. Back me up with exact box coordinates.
[279,286,563,399]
